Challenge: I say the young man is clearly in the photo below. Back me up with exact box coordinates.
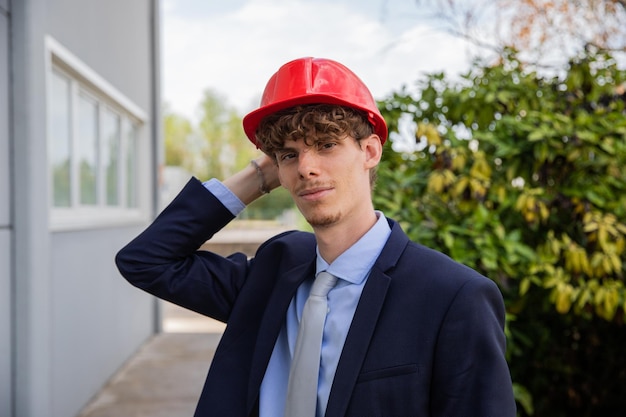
[116,57,516,417]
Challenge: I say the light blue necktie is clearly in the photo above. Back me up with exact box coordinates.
[284,271,337,417]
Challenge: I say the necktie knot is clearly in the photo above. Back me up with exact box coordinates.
[310,271,338,298]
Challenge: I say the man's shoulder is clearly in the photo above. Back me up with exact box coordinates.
[382,219,490,287]
[402,240,483,276]
[254,229,316,264]
[264,229,315,244]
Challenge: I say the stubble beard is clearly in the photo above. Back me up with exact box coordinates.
[299,202,342,228]
[306,212,341,228]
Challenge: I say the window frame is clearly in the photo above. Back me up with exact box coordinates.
[45,36,150,231]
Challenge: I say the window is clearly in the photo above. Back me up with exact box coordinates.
[77,92,99,206]
[46,37,148,230]
[49,71,72,208]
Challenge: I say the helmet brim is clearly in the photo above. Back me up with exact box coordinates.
[242,93,388,148]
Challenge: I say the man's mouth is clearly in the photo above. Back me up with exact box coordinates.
[297,185,333,200]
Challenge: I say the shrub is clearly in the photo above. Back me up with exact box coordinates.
[374,48,626,416]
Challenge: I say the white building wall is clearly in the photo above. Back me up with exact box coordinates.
[9,1,161,416]
[0,5,13,416]
[0,6,12,416]
[12,1,54,415]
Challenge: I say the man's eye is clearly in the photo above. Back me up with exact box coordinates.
[278,152,296,161]
[319,142,336,150]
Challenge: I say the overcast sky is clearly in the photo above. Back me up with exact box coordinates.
[161,0,486,122]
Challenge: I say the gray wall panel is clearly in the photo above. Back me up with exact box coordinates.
[42,4,158,417]
[50,227,154,417]
[47,0,153,114]
[12,0,53,414]
[0,10,9,227]
[0,230,11,417]
[11,1,158,416]
[0,10,11,417]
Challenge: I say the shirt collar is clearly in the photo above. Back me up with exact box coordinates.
[316,211,391,285]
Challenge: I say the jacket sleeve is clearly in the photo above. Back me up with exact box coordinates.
[430,276,517,417]
[115,177,250,322]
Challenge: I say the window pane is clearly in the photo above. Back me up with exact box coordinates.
[103,110,120,206]
[49,72,72,207]
[125,123,138,208]
[78,94,98,205]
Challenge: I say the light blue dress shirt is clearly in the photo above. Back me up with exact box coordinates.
[203,179,391,417]
[204,178,246,215]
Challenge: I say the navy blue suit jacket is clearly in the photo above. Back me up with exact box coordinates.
[116,178,516,417]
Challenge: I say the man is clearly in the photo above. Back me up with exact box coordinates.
[116,57,516,417]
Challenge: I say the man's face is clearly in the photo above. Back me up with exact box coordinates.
[275,135,381,229]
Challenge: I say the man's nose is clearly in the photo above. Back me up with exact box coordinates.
[297,149,319,179]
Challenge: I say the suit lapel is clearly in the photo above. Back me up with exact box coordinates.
[246,260,316,413]
[323,269,390,417]
[325,219,409,417]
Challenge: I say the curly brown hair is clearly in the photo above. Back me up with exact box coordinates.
[254,104,373,156]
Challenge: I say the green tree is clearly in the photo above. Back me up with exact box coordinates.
[374,48,626,416]
[197,88,260,180]
[162,92,296,220]
[163,104,193,167]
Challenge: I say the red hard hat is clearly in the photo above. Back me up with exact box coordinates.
[243,57,388,146]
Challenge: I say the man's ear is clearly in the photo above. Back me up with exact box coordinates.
[363,134,383,169]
